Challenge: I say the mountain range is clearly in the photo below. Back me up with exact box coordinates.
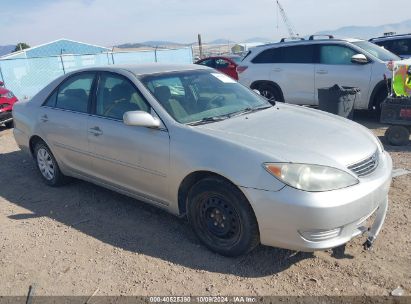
[316,19,411,39]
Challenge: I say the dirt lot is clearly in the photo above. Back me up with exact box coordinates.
[0,115,410,297]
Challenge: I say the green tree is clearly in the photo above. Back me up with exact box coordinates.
[14,42,30,52]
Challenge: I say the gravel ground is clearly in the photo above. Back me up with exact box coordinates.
[0,116,410,296]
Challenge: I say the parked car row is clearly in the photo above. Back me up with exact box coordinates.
[12,64,392,256]
[196,34,408,115]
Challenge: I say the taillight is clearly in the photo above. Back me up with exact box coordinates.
[236,66,248,74]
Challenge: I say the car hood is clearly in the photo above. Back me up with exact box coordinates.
[195,104,378,169]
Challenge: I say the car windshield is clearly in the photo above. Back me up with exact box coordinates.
[141,70,271,124]
[352,41,401,62]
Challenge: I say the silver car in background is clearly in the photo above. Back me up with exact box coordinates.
[13,64,392,256]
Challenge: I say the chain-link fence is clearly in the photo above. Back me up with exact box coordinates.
[0,47,193,100]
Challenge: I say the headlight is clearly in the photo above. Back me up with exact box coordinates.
[6,92,14,98]
[263,163,359,192]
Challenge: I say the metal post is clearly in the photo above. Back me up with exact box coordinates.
[60,54,66,74]
[154,46,158,62]
[198,34,203,59]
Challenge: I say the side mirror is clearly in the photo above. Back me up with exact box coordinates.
[123,111,161,128]
[351,54,369,64]
[0,81,4,87]
[228,64,236,69]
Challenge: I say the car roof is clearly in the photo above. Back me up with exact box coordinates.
[67,63,211,77]
[370,33,411,42]
[250,37,364,51]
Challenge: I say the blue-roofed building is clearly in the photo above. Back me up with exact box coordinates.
[1,39,110,59]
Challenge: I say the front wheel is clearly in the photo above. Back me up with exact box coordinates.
[34,142,68,186]
[257,83,283,104]
[187,177,260,257]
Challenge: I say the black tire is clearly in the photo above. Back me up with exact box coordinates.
[372,87,388,118]
[34,141,68,186]
[385,125,410,146]
[187,177,260,257]
[257,83,283,104]
[4,120,13,128]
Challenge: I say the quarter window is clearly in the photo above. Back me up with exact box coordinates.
[319,45,357,65]
[95,73,150,120]
[55,73,95,113]
[252,48,282,64]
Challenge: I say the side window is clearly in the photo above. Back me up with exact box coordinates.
[282,45,314,63]
[55,73,94,113]
[252,48,282,64]
[96,73,150,120]
[215,59,230,68]
[390,39,411,55]
[319,45,357,65]
[199,59,216,68]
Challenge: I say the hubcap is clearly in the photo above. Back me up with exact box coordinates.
[200,196,240,240]
[37,148,55,180]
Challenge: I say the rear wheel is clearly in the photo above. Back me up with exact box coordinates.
[257,83,283,104]
[187,177,260,257]
[385,125,410,146]
[34,141,69,186]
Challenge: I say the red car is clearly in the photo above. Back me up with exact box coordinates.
[195,56,242,80]
[0,81,18,128]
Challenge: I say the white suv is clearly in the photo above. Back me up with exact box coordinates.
[238,36,400,112]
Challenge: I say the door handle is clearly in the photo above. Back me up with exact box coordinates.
[316,70,328,75]
[88,126,103,136]
[40,114,48,122]
[273,68,283,72]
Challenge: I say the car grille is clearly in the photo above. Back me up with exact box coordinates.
[348,150,379,177]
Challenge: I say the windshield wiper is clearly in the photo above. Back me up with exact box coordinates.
[228,105,272,117]
[187,115,230,126]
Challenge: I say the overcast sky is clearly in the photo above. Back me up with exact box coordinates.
[1,0,410,46]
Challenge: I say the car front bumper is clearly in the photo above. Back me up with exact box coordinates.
[241,151,392,251]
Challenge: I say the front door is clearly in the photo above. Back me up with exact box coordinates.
[314,44,373,108]
[87,72,170,204]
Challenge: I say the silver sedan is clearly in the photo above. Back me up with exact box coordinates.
[13,64,392,256]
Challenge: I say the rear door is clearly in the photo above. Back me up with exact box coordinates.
[275,45,316,105]
[39,72,96,176]
[314,44,373,108]
[251,45,315,105]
